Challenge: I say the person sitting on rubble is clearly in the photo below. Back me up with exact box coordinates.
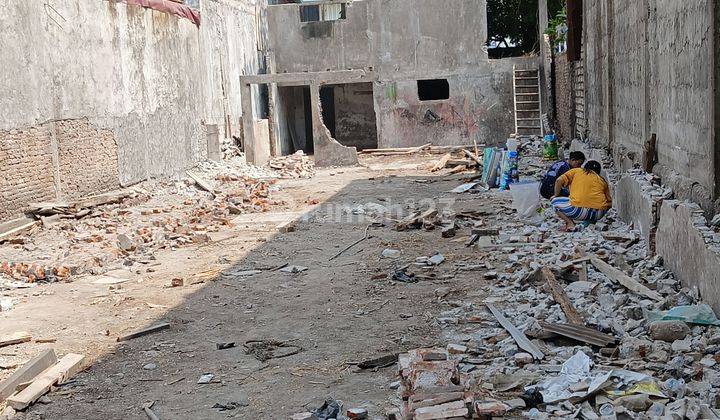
[539,151,586,199]
[551,160,612,231]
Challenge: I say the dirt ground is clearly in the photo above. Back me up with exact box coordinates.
[1,154,514,419]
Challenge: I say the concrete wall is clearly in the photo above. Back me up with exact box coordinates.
[0,0,260,221]
[267,0,373,73]
[267,0,488,77]
[581,0,717,207]
[658,200,720,314]
[374,58,534,148]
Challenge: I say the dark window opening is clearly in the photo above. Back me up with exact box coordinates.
[300,3,346,22]
[417,79,450,101]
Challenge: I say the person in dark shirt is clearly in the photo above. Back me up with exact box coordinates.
[539,151,586,199]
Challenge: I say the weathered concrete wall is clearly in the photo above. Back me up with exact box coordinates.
[0,0,260,221]
[653,1,714,197]
[581,0,716,207]
[267,0,488,77]
[267,1,373,73]
[199,0,263,139]
[374,59,530,148]
[331,83,377,150]
[553,53,574,142]
[658,200,720,314]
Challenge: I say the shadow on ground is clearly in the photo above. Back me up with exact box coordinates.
[30,172,500,419]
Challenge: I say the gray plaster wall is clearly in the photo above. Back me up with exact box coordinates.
[199,0,263,139]
[267,1,373,74]
[267,0,488,77]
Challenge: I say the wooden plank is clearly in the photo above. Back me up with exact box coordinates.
[116,323,170,342]
[591,258,662,301]
[461,149,483,167]
[541,268,584,325]
[0,349,57,402]
[0,218,36,243]
[539,322,616,347]
[486,303,544,360]
[6,353,84,410]
[430,153,452,172]
[186,171,216,197]
[0,332,32,348]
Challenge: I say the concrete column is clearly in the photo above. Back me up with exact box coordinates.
[206,124,221,161]
[309,82,322,141]
[240,82,256,164]
[266,52,282,157]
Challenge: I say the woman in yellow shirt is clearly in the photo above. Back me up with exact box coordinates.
[550,160,612,231]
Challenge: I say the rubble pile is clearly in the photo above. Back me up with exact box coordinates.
[268,151,316,179]
[0,162,285,285]
[386,148,720,419]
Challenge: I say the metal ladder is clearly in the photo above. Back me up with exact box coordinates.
[512,66,543,137]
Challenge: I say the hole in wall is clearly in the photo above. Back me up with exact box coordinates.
[300,3,346,22]
[417,79,450,101]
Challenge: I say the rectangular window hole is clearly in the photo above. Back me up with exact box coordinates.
[417,79,450,101]
[300,3,346,22]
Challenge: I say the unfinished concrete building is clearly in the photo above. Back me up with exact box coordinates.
[240,0,545,166]
[551,0,720,311]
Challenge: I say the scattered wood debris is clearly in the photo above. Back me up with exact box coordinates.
[590,257,662,301]
[0,331,32,348]
[116,323,170,342]
[0,349,57,402]
[486,303,544,360]
[539,321,616,347]
[7,353,85,410]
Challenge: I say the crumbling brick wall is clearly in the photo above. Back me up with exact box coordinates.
[56,119,120,200]
[552,53,574,143]
[0,119,121,221]
[0,126,57,221]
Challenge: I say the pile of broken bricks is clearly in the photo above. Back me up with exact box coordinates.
[0,162,286,285]
[268,150,316,179]
[379,150,720,419]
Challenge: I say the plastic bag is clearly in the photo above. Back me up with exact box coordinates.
[644,304,720,326]
[509,181,543,225]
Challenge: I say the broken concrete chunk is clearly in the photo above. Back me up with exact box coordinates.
[381,249,401,259]
[648,320,690,342]
[116,234,136,251]
[671,338,692,353]
[197,373,214,384]
[279,265,308,274]
[414,400,467,420]
[428,253,445,266]
[346,407,368,419]
[474,401,509,417]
